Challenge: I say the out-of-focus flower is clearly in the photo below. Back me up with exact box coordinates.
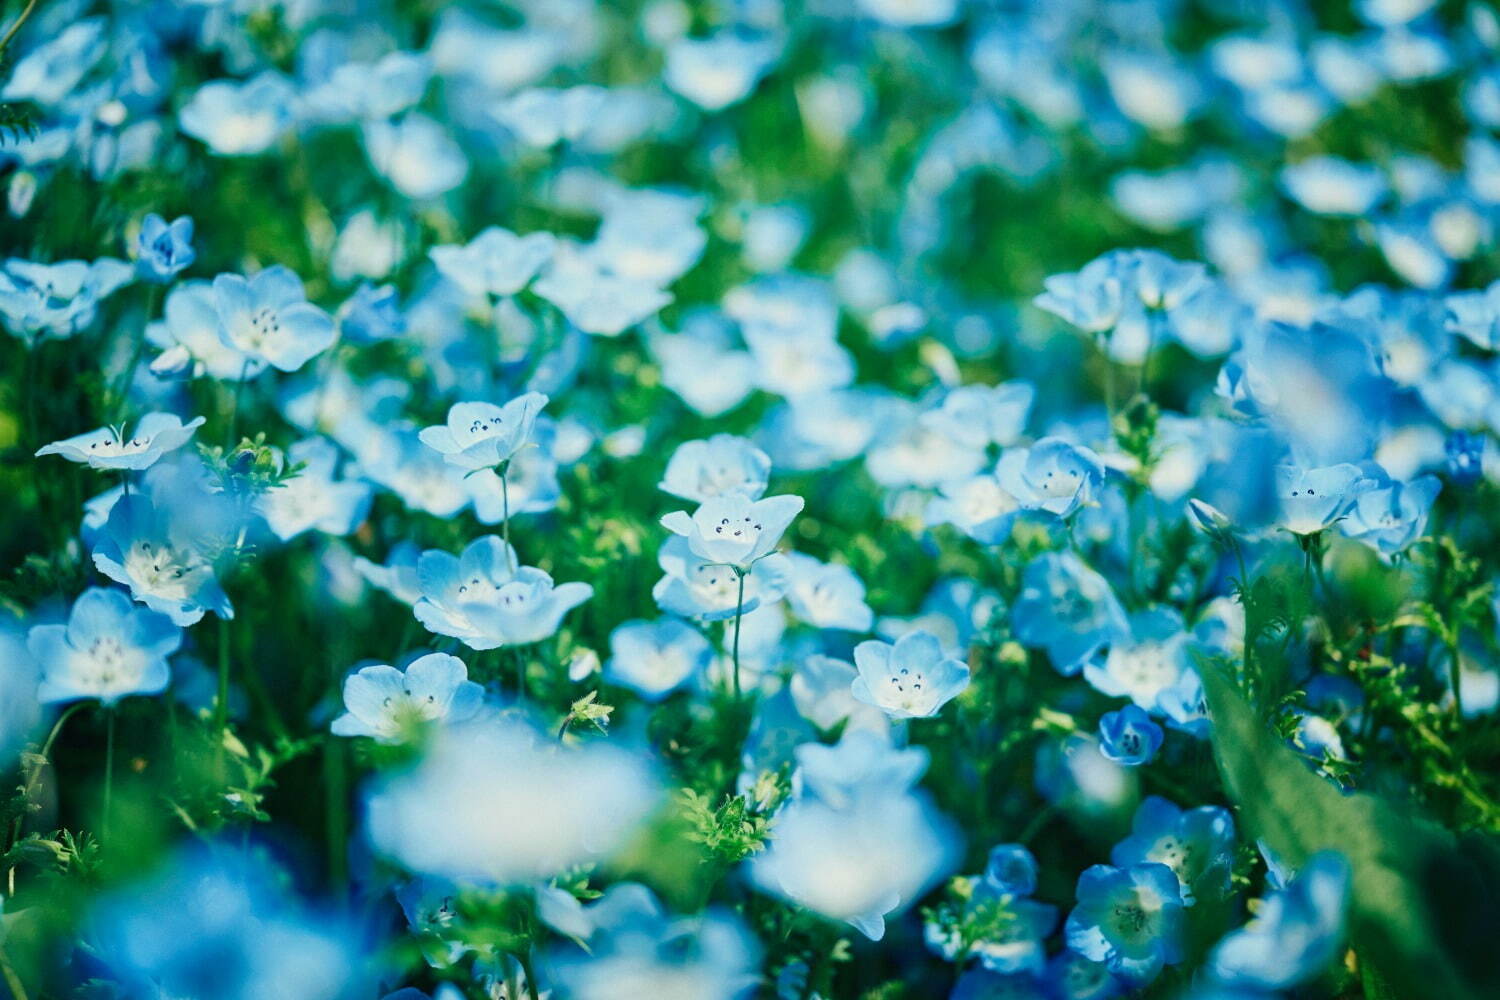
[413,535,592,649]
[92,495,233,626]
[428,227,556,298]
[660,435,771,502]
[605,618,713,701]
[330,653,483,743]
[783,552,875,632]
[1209,852,1350,990]
[133,214,195,283]
[28,587,179,705]
[179,73,296,156]
[1011,553,1129,675]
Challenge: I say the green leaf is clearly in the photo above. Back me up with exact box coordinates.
[1200,664,1500,1000]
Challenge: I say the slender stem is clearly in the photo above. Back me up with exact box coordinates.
[0,0,41,55]
[1449,637,1466,721]
[518,950,541,1000]
[514,645,527,705]
[732,568,746,699]
[226,359,250,449]
[111,284,159,420]
[103,709,116,842]
[214,617,231,782]
[0,941,29,1000]
[6,702,86,891]
[499,461,514,572]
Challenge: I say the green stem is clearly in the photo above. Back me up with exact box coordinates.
[514,644,527,705]
[5,702,86,890]
[0,0,40,55]
[1448,636,1466,721]
[226,359,250,449]
[731,568,746,699]
[0,941,29,1000]
[499,460,514,572]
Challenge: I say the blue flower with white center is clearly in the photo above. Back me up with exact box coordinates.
[1339,470,1440,556]
[148,280,264,381]
[660,492,804,571]
[923,382,1035,450]
[996,438,1106,518]
[591,188,707,287]
[355,423,470,519]
[428,227,556,299]
[362,113,469,200]
[743,321,857,398]
[851,630,970,720]
[532,244,673,337]
[27,588,180,705]
[783,552,875,632]
[652,537,791,621]
[1044,949,1122,1000]
[1445,430,1486,487]
[1275,463,1370,535]
[337,284,405,344]
[1011,552,1129,675]
[330,653,483,744]
[353,541,422,606]
[925,470,1022,544]
[794,729,928,809]
[92,496,233,626]
[984,845,1040,898]
[787,654,891,735]
[659,434,771,502]
[1444,280,1500,350]
[178,72,296,156]
[133,214,195,283]
[1036,250,1208,363]
[491,85,607,148]
[1280,157,1387,216]
[213,267,336,373]
[663,32,780,111]
[1064,863,1185,984]
[1083,608,1191,713]
[0,18,106,106]
[649,313,758,417]
[605,618,713,701]
[1210,852,1350,991]
[1111,796,1236,906]
[256,437,373,541]
[1098,706,1164,766]
[413,535,592,650]
[36,413,204,471]
[749,787,961,941]
[418,393,548,473]
[0,257,133,340]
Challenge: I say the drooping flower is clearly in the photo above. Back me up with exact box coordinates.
[996,438,1106,518]
[36,413,205,471]
[28,588,180,705]
[330,653,484,743]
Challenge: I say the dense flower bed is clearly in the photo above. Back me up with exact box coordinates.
[2,1,1500,999]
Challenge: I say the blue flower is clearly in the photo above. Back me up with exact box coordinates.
[1339,470,1440,555]
[36,412,205,471]
[984,844,1040,898]
[795,729,928,808]
[1064,863,1185,983]
[1110,796,1236,906]
[418,393,548,472]
[1445,430,1486,487]
[256,437,373,542]
[605,618,713,701]
[532,244,673,337]
[1011,552,1129,675]
[1036,250,1208,363]
[353,542,422,606]
[213,267,336,373]
[27,588,180,705]
[0,257,133,340]
[591,189,707,287]
[852,630,970,720]
[787,654,891,734]
[1043,950,1122,1000]
[1276,462,1370,535]
[653,537,791,621]
[413,535,592,650]
[1280,157,1387,216]
[1098,706,1164,765]
[649,314,758,417]
[1210,852,1350,990]
[924,382,1035,450]
[330,653,484,743]
[659,434,771,502]
[1083,608,1191,713]
[660,493,804,570]
[362,113,469,200]
[663,32,780,111]
[925,471,1022,544]
[337,284,406,344]
[783,552,875,632]
[996,438,1106,518]
[92,495,233,626]
[492,85,608,148]
[149,280,265,381]
[178,72,296,156]
[134,214,195,283]
[428,227,555,298]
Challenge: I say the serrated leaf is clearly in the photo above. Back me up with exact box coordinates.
[1201,663,1500,1000]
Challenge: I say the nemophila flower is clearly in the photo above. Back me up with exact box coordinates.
[605,618,713,701]
[353,542,422,606]
[996,438,1106,518]
[36,413,204,471]
[92,496,233,626]
[1445,430,1486,487]
[491,84,608,147]
[787,655,891,734]
[1280,157,1386,216]
[27,588,180,705]
[413,535,592,650]
[794,729,928,809]
[1275,463,1369,535]
[337,284,405,344]
[925,471,1022,544]
[663,32,780,111]
[1035,250,1208,363]
[418,393,548,473]
[1083,608,1191,713]
[213,267,336,373]
[0,18,106,106]
[1045,950,1122,1000]
[653,537,792,620]
[743,321,858,398]
[851,630,970,720]
[300,50,431,124]
[257,438,374,541]
[1445,279,1500,349]
[93,846,364,1000]
[923,382,1035,450]
[0,257,133,340]
[1035,734,1136,817]
[362,113,469,200]
[133,214,195,283]
[859,0,960,28]
[533,245,674,336]
[428,227,555,299]
[660,434,771,502]
[590,188,708,286]
[1064,863,1185,983]
[660,493,803,571]
[649,314,758,417]
[878,577,1001,661]
[178,72,296,156]
[148,280,264,381]
[1339,470,1440,555]
[1098,706,1164,765]
[1111,797,1236,906]
[330,653,483,743]
[355,423,470,519]
[783,553,875,632]
[750,788,961,940]
[1210,852,1350,991]
[983,844,1040,898]
[548,884,759,1000]
[1011,553,1129,675]
[366,716,659,884]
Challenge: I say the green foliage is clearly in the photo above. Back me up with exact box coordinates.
[677,775,786,865]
